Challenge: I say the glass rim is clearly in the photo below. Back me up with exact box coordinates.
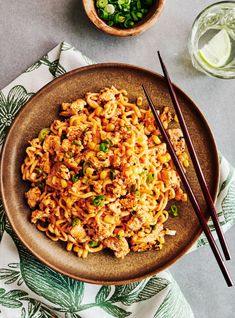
[191,1,235,30]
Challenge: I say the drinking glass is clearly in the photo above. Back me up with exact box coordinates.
[188,1,235,79]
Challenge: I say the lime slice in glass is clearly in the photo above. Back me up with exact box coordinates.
[198,29,231,68]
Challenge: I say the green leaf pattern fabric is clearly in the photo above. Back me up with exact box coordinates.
[0,42,234,318]
[196,155,235,248]
[0,85,34,145]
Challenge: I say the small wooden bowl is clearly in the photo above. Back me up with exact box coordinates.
[82,0,165,37]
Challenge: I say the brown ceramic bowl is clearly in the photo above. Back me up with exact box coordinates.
[82,0,165,36]
[0,63,219,285]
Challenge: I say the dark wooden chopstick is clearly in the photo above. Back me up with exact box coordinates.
[142,85,233,287]
[157,51,231,261]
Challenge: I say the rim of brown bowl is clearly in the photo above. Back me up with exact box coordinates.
[0,63,219,285]
[82,0,165,37]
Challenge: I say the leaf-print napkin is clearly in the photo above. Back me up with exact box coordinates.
[0,42,235,318]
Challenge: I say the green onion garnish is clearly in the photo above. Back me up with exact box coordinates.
[64,151,74,159]
[108,20,114,26]
[34,167,43,176]
[146,173,154,183]
[72,140,81,146]
[72,218,81,226]
[110,169,117,180]
[36,180,45,190]
[92,195,105,207]
[169,205,179,217]
[140,169,148,175]
[71,160,87,182]
[71,174,80,183]
[89,241,99,247]
[97,0,108,8]
[137,0,141,9]
[100,140,110,152]
[105,4,115,14]
[99,9,109,20]
[95,0,153,29]
[38,128,50,142]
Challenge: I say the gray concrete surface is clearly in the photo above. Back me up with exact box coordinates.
[0,0,235,317]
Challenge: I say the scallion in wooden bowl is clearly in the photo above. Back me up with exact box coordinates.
[82,0,165,37]
[96,0,154,29]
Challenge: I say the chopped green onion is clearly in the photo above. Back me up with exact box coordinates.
[136,11,143,18]
[118,0,125,5]
[78,170,84,178]
[104,4,115,14]
[92,195,105,207]
[72,140,81,146]
[110,169,117,180]
[73,159,85,178]
[100,140,109,152]
[114,13,125,24]
[64,151,74,159]
[146,173,154,183]
[72,218,81,226]
[38,128,50,142]
[151,224,157,231]
[140,169,148,175]
[34,167,43,176]
[131,11,138,21]
[71,160,86,180]
[141,8,148,14]
[36,180,45,190]
[95,0,153,29]
[97,0,108,8]
[169,205,179,217]
[99,9,109,20]
[89,241,99,247]
[108,20,114,26]
[118,0,131,8]
[124,18,134,28]
[71,174,80,183]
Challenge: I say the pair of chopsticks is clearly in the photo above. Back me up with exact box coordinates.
[142,51,233,287]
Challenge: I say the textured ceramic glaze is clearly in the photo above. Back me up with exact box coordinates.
[82,0,165,36]
[0,64,219,285]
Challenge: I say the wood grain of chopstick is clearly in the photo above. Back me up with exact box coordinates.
[157,51,231,261]
[142,85,233,287]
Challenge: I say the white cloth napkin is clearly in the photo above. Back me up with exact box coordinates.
[0,42,234,318]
